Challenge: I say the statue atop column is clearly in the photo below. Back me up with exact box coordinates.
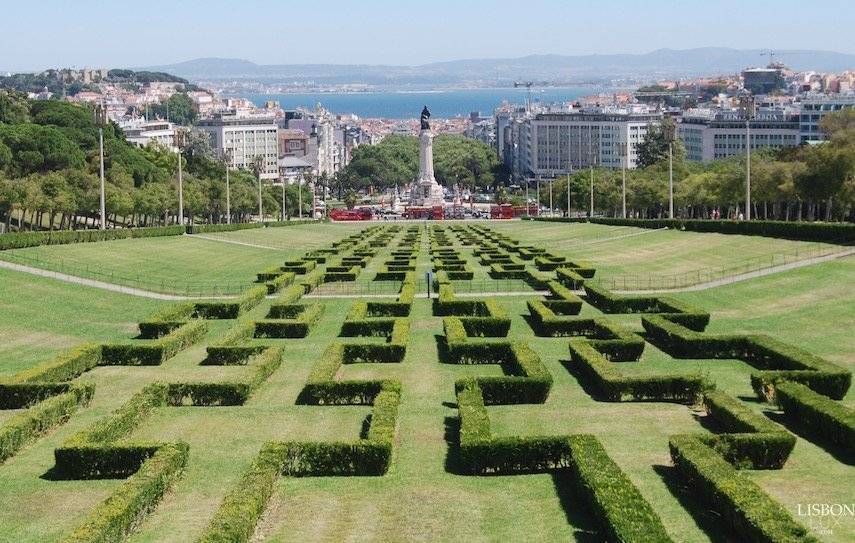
[420,106,431,130]
[409,106,445,207]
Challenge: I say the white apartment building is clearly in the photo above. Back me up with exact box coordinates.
[678,107,801,162]
[196,113,279,180]
[120,120,177,152]
[511,105,661,178]
[798,93,855,143]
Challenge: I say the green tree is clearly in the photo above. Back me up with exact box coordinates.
[149,93,196,126]
[636,116,682,168]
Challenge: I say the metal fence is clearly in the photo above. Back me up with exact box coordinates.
[309,277,536,297]
[593,242,853,291]
[0,252,251,296]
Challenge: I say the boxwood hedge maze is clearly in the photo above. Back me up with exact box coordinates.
[0,223,852,542]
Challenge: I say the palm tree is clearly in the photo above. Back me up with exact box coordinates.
[250,155,265,221]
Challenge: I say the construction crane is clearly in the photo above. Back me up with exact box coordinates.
[760,50,776,67]
[514,81,534,113]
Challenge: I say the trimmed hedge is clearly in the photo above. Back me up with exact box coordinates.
[585,283,710,330]
[569,434,673,543]
[300,343,403,405]
[642,315,851,400]
[569,340,708,404]
[255,304,324,338]
[194,286,268,319]
[6,343,102,384]
[205,319,265,365]
[702,390,795,469]
[456,380,570,474]
[196,442,285,543]
[0,225,186,251]
[534,216,855,243]
[102,320,208,366]
[168,347,283,406]
[445,320,552,404]
[62,442,189,543]
[0,384,94,464]
[775,381,854,456]
[669,435,818,543]
[55,383,169,478]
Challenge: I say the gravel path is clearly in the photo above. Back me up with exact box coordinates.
[3,247,851,300]
[186,234,284,251]
[0,260,230,300]
[615,249,855,294]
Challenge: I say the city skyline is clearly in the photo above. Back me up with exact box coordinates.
[2,0,855,72]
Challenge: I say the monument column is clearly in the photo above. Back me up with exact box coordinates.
[419,129,435,182]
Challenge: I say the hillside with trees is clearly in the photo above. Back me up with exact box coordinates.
[0,91,308,231]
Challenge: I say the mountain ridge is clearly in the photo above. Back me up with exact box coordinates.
[138,47,855,85]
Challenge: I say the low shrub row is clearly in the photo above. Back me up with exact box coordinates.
[255,304,324,338]
[455,379,570,474]
[445,320,552,404]
[569,434,674,543]
[534,216,855,244]
[167,347,283,406]
[568,340,708,404]
[280,386,400,476]
[205,319,265,365]
[775,381,854,456]
[101,320,208,366]
[195,442,286,543]
[454,381,671,541]
[527,304,644,360]
[281,259,317,275]
[0,225,186,251]
[55,383,169,477]
[0,384,93,464]
[642,315,851,400]
[669,435,818,542]
[6,343,102,384]
[585,284,710,330]
[194,286,267,319]
[300,343,402,405]
[702,390,795,469]
[62,442,189,543]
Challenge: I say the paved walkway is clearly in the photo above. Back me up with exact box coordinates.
[187,234,283,251]
[0,260,236,300]
[615,249,855,294]
[3,248,851,301]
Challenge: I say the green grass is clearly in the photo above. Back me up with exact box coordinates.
[0,267,165,377]
[488,220,842,279]
[0,223,372,294]
[0,223,852,542]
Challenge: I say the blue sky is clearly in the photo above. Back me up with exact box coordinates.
[2,0,854,71]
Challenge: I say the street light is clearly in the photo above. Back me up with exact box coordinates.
[298,174,303,219]
[173,129,185,225]
[620,141,627,219]
[668,142,674,219]
[98,127,106,230]
[744,94,755,221]
[566,173,571,218]
[223,150,232,224]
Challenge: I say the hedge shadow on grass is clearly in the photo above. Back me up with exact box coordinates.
[551,470,612,543]
[764,411,854,466]
[652,464,734,543]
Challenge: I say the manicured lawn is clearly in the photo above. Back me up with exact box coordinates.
[0,267,165,377]
[489,220,841,279]
[0,222,851,542]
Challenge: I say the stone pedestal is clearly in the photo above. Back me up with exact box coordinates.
[410,129,445,206]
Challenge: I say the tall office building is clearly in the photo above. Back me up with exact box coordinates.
[500,105,662,179]
[196,113,279,180]
[798,93,855,143]
[678,107,800,162]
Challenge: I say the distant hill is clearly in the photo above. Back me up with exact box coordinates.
[141,48,855,85]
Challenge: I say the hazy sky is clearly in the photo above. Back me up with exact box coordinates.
[2,0,854,71]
